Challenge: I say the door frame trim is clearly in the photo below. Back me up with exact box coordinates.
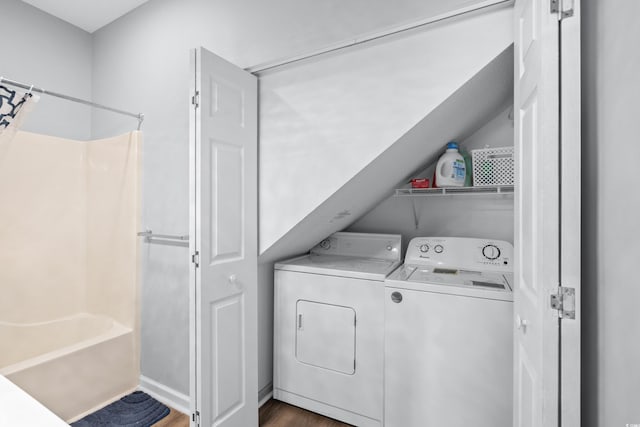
[189,47,200,427]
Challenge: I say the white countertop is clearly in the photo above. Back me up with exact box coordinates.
[0,376,69,427]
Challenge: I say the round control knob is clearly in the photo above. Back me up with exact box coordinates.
[434,244,444,254]
[482,244,501,260]
[419,244,429,253]
[319,239,331,250]
[391,292,403,303]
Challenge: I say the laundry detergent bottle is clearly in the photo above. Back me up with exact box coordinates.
[435,142,466,187]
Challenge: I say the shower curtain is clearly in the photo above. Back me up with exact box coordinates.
[0,84,38,143]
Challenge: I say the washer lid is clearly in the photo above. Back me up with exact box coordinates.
[408,267,510,289]
[386,264,513,301]
[276,253,401,281]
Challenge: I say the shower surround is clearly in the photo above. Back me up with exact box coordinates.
[0,130,142,422]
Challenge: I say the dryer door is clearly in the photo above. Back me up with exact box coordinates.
[296,300,356,375]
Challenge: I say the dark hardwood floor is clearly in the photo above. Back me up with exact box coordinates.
[259,399,353,427]
[151,399,351,426]
[152,408,190,427]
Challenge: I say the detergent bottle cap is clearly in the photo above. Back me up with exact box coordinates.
[446,141,459,150]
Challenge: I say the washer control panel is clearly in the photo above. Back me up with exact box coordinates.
[405,237,513,272]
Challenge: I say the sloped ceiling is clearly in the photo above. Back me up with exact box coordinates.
[260,45,514,263]
[259,6,513,256]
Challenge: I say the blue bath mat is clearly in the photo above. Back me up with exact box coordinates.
[71,391,170,426]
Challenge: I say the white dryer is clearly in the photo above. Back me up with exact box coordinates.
[384,237,514,427]
[274,232,402,427]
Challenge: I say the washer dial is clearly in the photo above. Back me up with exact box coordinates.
[419,244,429,253]
[482,244,501,260]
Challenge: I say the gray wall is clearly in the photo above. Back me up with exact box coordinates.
[349,104,515,250]
[89,0,494,398]
[258,8,513,255]
[582,1,640,426]
[1,0,92,140]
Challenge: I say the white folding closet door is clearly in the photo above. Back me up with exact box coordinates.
[514,0,560,424]
[190,47,258,427]
[513,1,580,426]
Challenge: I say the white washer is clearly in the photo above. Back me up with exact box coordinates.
[274,232,402,427]
[384,237,514,427]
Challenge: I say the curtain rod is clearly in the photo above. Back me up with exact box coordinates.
[0,76,144,130]
[246,0,514,74]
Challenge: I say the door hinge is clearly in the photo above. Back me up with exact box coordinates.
[191,91,200,108]
[550,0,574,19]
[192,410,200,426]
[191,251,200,268]
[550,286,576,319]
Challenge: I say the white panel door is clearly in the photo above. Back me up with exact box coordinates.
[514,1,580,426]
[514,0,559,425]
[190,47,258,427]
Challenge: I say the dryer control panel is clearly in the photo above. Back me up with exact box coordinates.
[405,237,513,272]
[311,232,402,262]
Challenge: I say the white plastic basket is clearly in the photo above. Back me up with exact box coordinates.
[471,146,514,186]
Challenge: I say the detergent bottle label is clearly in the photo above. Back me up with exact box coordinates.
[453,159,466,182]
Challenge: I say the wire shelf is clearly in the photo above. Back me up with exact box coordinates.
[395,185,515,197]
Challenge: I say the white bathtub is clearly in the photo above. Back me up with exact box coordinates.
[0,313,138,422]
[0,375,68,427]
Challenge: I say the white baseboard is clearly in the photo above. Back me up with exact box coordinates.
[138,375,190,415]
[139,376,270,415]
[258,382,273,407]
[258,390,273,408]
